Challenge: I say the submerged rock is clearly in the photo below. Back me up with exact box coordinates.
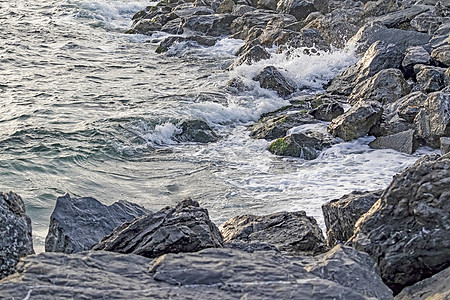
[174,120,218,143]
[0,191,34,280]
[155,35,217,54]
[348,154,450,294]
[93,199,224,258]
[220,211,328,255]
[309,102,344,121]
[45,194,150,254]
[253,65,297,98]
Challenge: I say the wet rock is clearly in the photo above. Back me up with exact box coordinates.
[220,211,328,255]
[348,155,450,294]
[171,5,214,18]
[155,36,217,54]
[414,88,450,148]
[276,0,317,21]
[414,64,448,93]
[322,190,383,247]
[93,199,224,258]
[431,44,450,67]
[45,194,150,254]
[395,266,450,300]
[280,28,330,52]
[233,44,271,67]
[328,101,383,141]
[369,129,419,154]
[160,18,185,34]
[309,102,344,121]
[349,68,411,105]
[0,192,34,279]
[441,137,450,155]
[227,76,253,92]
[305,245,394,300]
[253,66,297,98]
[393,91,428,123]
[174,120,218,143]
[370,4,432,29]
[402,46,431,78]
[183,14,237,36]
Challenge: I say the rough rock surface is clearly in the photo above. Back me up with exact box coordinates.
[276,0,317,21]
[253,65,297,98]
[348,154,450,294]
[234,44,271,67]
[309,102,344,121]
[442,137,450,155]
[322,190,383,247]
[174,120,218,143]
[402,46,431,77]
[369,129,419,154]
[0,192,34,279]
[93,199,224,258]
[219,211,328,255]
[431,44,450,67]
[45,194,150,253]
[414,64,448,93]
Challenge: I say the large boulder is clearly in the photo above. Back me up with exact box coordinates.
[220,211,328,255]
[155,36,217,53]
[276,0,317,21]
[348,154,450,294]
[369,129,419,154]
[93,199,224,258]
[233,44,271,67]
[253,66,297,98]
[442,137,450,155]
[431,44,450,67]
[45,194,150,254]
[174,120,218,143]
[402,46,431,78]
[183,14,238,36]
[0,192,34,279]
[309,102,344,121]
[414,64,448,93]
[322,190,383,247]
[328,101,383,141]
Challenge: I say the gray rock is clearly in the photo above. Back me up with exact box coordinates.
[349,68,411,105]
[402,46,431,78]
[348,155,450,294]
[395,266,450,300]
[410,7,450,35]
[183,14,237,36]
[414,89,450,148]
[232,4,256,16]
[276,0,317,21]
[160,18,184,34]
[309,102,344,121]
[220,211,328,255]
[155,35,217,53]
[225,241,280,252]
[234,44,271,67]
[414,64,448,93]
[429,23,450,49]
[253,66,297,98]
[441,137,450,155]
[431,44,450,67]
[171,5,214,18]
[370,4,432,28]
[216,0,235,13]
[328,101,383,141]
[258,0,277,10]
[392,91,428,123]
[0,192,34,279]
[45,194,150,254]
[174,120,218,143]
[369,129,419,154]
[322,190,383,247]
[93,199,224,258]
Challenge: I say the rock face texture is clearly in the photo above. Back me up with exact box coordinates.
[253,66,297,98]
[174,120,218,143]
[348,154,450,294]
[219,211,328,255]
[0,192,34,280]
[45,194,150,253]
[93,199,224,258]
[369,129,419,154]
[322,190,383,247]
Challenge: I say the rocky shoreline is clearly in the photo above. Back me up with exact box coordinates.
[1,0,449,298]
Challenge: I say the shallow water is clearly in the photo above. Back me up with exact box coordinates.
[0,0,435,252]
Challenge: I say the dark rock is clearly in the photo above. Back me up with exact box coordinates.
[349,68,411,105]
[234,45,271,67]
[348,155,450,294]
[322,190,383,247]
[309,102,344,121]
[280,28,330,53]
[183,14,237,36]
[395,266,450,300]
[328,101,383,141]
[393,91,428,123]
[45,194,150,254]
[369,129,419,154]
[402,46,431,78]
[171,5,214,18]
[93,199,224,258]
[0,192,34,279]
[232,4,256,16]
[370,113,415,139]
[253,66,297,98]
[431,44,450,67]
[257,0,277,10]
[155,36,217,54]
[370,4,432,28]
[227,76,252,92]
[174,120,218,143]
[160,18,184,34]
[276,0,317,21]
[216,0,235,13]
[441,137,450,155]
[410,6,450,35]
[225,241,280,252]
[220,211,328,255]
[414,64,448,93]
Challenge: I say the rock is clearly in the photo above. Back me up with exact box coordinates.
[429,23,450,49]
[257,0,277,10]
[322,190,383,247]
[227,76,252,92]
[393,91,428,123]
[155,36,217,54]
[160,18,184,34]
[349,68,411,105]
[0,192,34,279]
[348,155,450,294]
[305,245,394,300]
[93,199,224,258]
[328,101,383,141]
[44,194,150,254]
[171,5,214,18]
[414,64,448,93]
[216,0,235,13]
[410,6,450,35]
[232,4,256,16]
[276,0,317,21]
[183,14,237,36]
[220,211,328,255]
[174,120,218,143]
[233,44,271,67]
[369,129,419,154]
[309,102,344,121]
[414,89,450,148]
[441,137,450,155]
[268,125,335,159]
[253,66,297,98]
[395,266,450,300]
[348,22,432,55]
[280,28,330,52]
[225,241,279,252]
[431,44,450,67]
[370,4,432,29]
[402,46,431,78]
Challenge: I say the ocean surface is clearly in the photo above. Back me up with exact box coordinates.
[0,0,435,252]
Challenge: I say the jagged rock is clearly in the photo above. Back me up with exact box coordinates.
[276,0,317,21]
[370,113,415,138]
[280,28,330,52]
[410,6,450,35]
[395,266,450,300]
[322,190,383,247]
[268,126,335,159]
[429,23,450,49]
[328,101,383,141]
[431,44,450,67]
[183,14,237,36]
[414,88,450,148]
[309,102,344,121]
[0,192,34,279]
[441,137,450,155]
[155,36,217,53]
[253,66,297,98]
[369,129,419,154]
[327,41,403,95]
[312,0,363,15]
[370,4,432,28]
[348,22,432,55]
[171,5,214,18]
[225,241,279,252]
[220,211,328,255]
[45,195,150,254]
[232,4,256,16]
[348,155,450,294]
[258,0,277,10]
[234,45,271,67]
[305,245,394,300]
[349,68,411,105]
[216,0,235,13]
[402,46,431,78]
[93,199,224,258]
[227,76,252,92]
[174,120,218,143]
[160,18,184,34]
[414,64,448,93]
[392,91,428,123]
